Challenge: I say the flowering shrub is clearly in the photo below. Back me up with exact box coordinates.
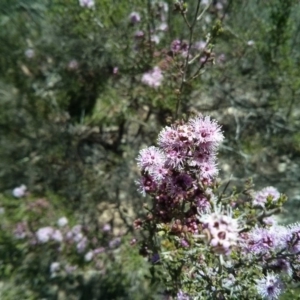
[135,115,300,299]
[1,0,300,299]
[0,191,155,299]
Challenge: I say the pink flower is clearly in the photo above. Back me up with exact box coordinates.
[79,0,95,8]
[158,23,168,31]
[68,60,78,70]
[77,237,88,253]
[12,184,27,198]
[129,12,141,24]
[198,160,219,179]
[14,222,27,239]
[191,149,214,166]
[255,273,283,300]
[158,126,181,150]
[72,225,82,234]
[136,115,224,222]
[134,30,144,38]
[25,49,35,58]
[93,247,105,254]
[113,67,118,74]
[52,229,63,242]
[180,239,189,248]
[170,40,188,55]
[36,227,63,243]
[196,194,211,212]
[177,290,190,300]
[65,265,77,274]
[189,115,224,146]
[165,147,186,169]
[102,224,111,232]
[74,232,84,242]
[253,186,280,207]
[136,175,157,196]
[170,39,182,53]
[57,217,68,227]
[136,146,166,171]
[201,0,210,5]
[194,40,206,51]
[217,53,226,64]
[141,66,163,88]
[148,163,168,183]
[246,225,287,255]
[199,205,240,255]
[151,35,160,44]
[50,262,60,274]
[215,2,224,10]
[109,237,121,248]
[263,216,278,226]
[36,227,54,243]
[84,251,94,262]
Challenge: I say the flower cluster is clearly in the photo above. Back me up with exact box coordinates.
[141,66,163,88]
[243,224,287,255]
[36,226,63,243]
[136,115,223,232]
[12,215,122,269]
[253,186,280,208]
[135,115,300,299]
[12,184,27,198]
[170,39,189,56]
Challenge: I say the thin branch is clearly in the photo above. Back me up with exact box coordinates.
[175,0,203,120]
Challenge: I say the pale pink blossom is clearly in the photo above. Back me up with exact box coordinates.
[129,12,141,24]
[25,49,35,58]
[52,229,63,242]
[50,262,60,274]
[141,66,163,88]
[194,40,206,51]
[57,217,68,227]
[36,227,63,243]
[84,251,94,262]
[12,184,27,198]
[77,237,88,253]
[136,146,166,171]
[189,115,224,146]
[158,23,168,31]
[68,59,79,70]
[79,0,95,8]
[151,35,160,44]
[253,186,280,207]
[256,273,283,300]
[14,222,27,239]
[246,225,287,255]
[199,205,240,255]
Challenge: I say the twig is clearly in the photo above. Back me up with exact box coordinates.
[175,0,203,120]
